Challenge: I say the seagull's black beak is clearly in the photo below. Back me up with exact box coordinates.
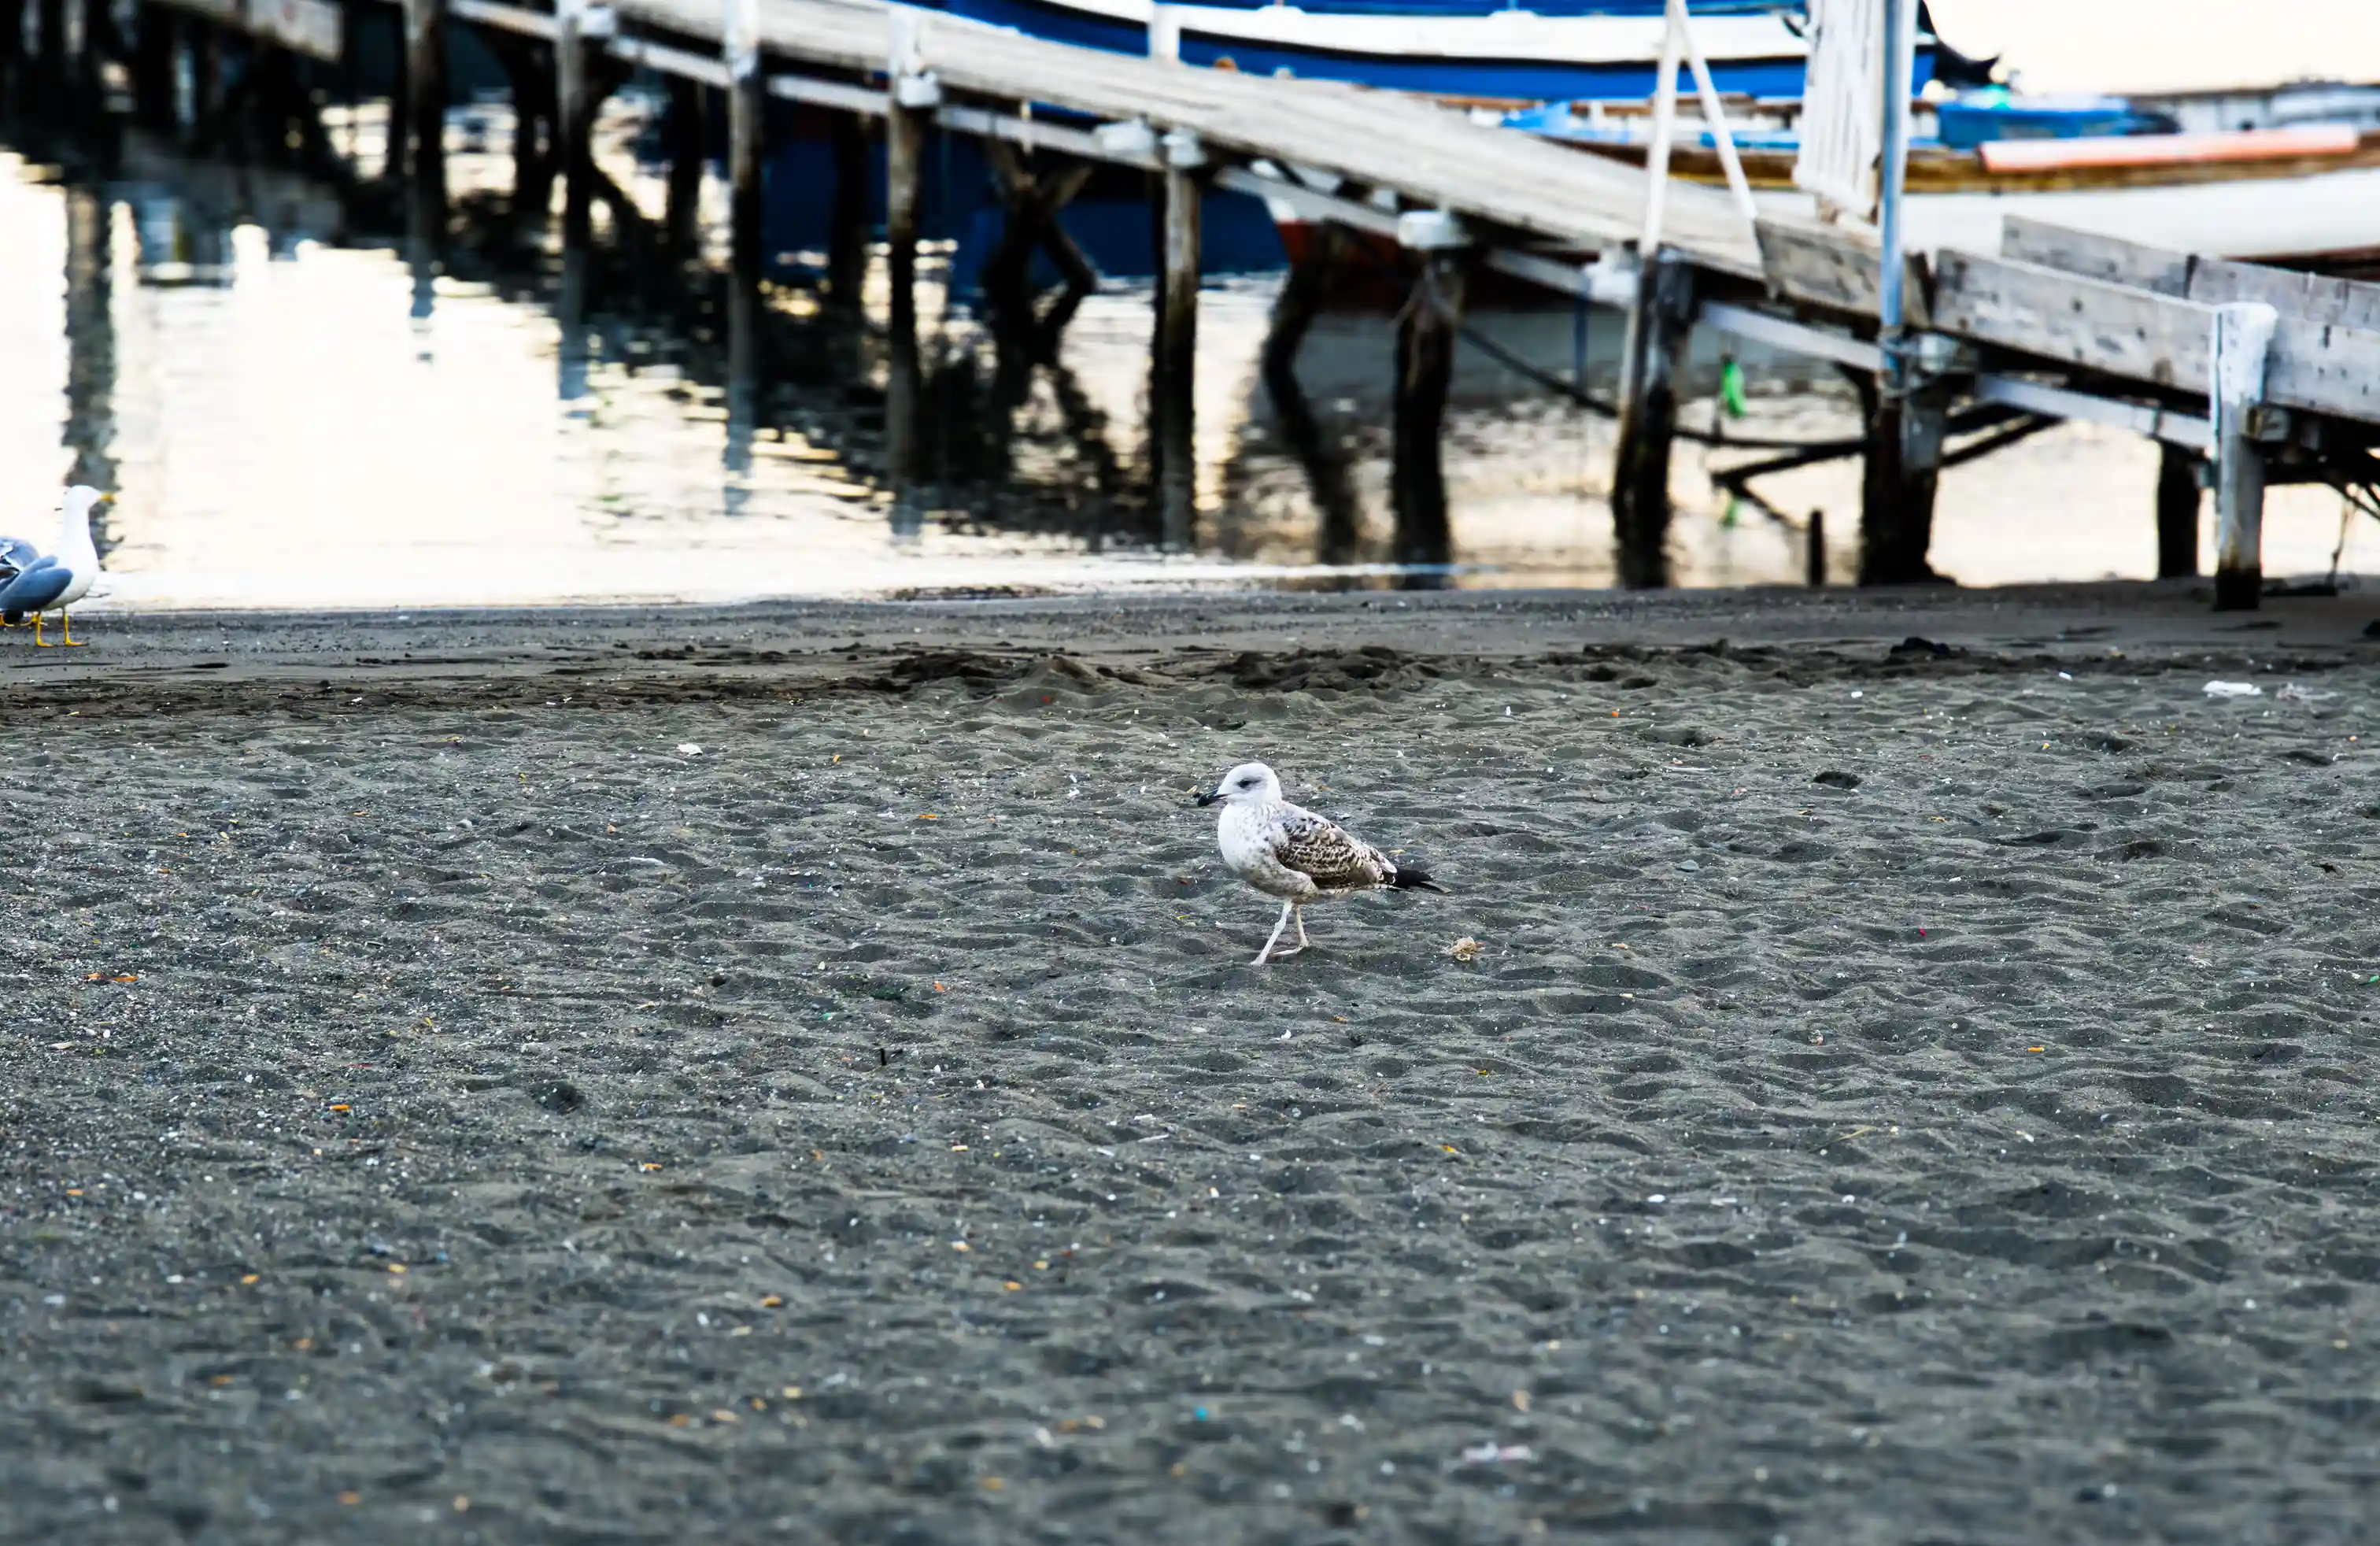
[1193,789,1219,807]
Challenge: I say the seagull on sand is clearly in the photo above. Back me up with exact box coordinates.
[1196,760,1447,965]
[0,486,108,647]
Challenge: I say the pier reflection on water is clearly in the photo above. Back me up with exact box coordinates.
[0,98,2365,607]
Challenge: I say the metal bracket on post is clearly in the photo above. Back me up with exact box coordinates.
[1395,209,1467,252]
[1094,119,1159,164]
[1162,128,1205,171]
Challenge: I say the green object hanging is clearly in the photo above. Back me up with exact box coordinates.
[1719,358,1749,420]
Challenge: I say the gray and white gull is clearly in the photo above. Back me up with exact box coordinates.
[0,485,108,647]
[1196,760,1447,965]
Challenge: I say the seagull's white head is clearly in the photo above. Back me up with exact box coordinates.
[57,485,109,531]
[1196,761,1282,808]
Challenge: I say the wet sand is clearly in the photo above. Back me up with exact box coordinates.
[6,586,2380,1543]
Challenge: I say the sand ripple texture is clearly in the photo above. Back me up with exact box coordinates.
[5,642,2379,1543]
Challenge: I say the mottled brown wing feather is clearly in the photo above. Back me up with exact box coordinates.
[1275,809,1394,892]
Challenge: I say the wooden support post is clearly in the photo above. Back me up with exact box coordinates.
[131,1,176,128]
[725,0,763,284]
[827,110,868,308]
[1611,248,1692,589]
[401,0,445,221]
[2156,442,2201,579]
[68,0,110,109]
[1392,251,1462,575]
[2211,301,2278,610]
[497,38,554,229]
[35,0,63,80]
[1152,130,1203,549]
[188,18,222,146]
[884,9,933,525]
[556,0,596,245]
[664,76,704,256]
[1805,509,1826,587]
[1861,377,1948,585]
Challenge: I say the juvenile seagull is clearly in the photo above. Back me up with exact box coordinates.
[1196,760,1446,965]
[0,486,107,647]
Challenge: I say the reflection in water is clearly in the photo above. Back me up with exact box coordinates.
[2,71,2367,604]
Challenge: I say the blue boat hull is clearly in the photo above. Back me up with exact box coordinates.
[749,117,1285,287]
[942,0,1935,104]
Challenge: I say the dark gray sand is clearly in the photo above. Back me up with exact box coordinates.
[7,586,2380,1544]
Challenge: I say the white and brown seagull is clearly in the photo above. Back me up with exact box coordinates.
[1196,760,1447,965]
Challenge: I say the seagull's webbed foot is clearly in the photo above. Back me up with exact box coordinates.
[33,616,52,648]
[58,612,85,647]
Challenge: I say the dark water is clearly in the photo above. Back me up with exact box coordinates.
[0,78,2363,607]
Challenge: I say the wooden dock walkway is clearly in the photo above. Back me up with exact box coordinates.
[14,0,2380,603]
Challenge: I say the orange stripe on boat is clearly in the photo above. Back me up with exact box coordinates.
[1979,124,2360,174]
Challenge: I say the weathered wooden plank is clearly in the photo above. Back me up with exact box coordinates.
[601,0,1760,268]
[2264,316,2380,421]
[1999,216,2190,296]
[2192,258,2380,333]
[1932,249,2215,392]
[2005,217,2380,335]
[1754,218,1929,327]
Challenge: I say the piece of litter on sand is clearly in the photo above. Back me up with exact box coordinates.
[2277,682,2337,702]
[1460,1443,1533,1466]
[2203,681,2263,698]
[1449,937,1482,963]
[677,743,704,755]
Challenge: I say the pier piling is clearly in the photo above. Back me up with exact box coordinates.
[1862,379,1947,585]
[827,111,868,307]
[400,0,445,230]
[556,0,598,244]
[131,2,174,128]
[2156,442,2201,579]
[1154,128,1204,549]
[1392,250,1462,575]
[1612,248,1692,589]
[663,76,704,255]
[884,9,934,528]
[725,0,763,283]
[2211,301,2278,610]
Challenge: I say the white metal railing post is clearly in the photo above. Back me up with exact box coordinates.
[1672,0,1757,229]
[1876,0,1914,353]
[1635,0,1685,257]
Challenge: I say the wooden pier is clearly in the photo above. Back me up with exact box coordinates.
[8,0,2380,604]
